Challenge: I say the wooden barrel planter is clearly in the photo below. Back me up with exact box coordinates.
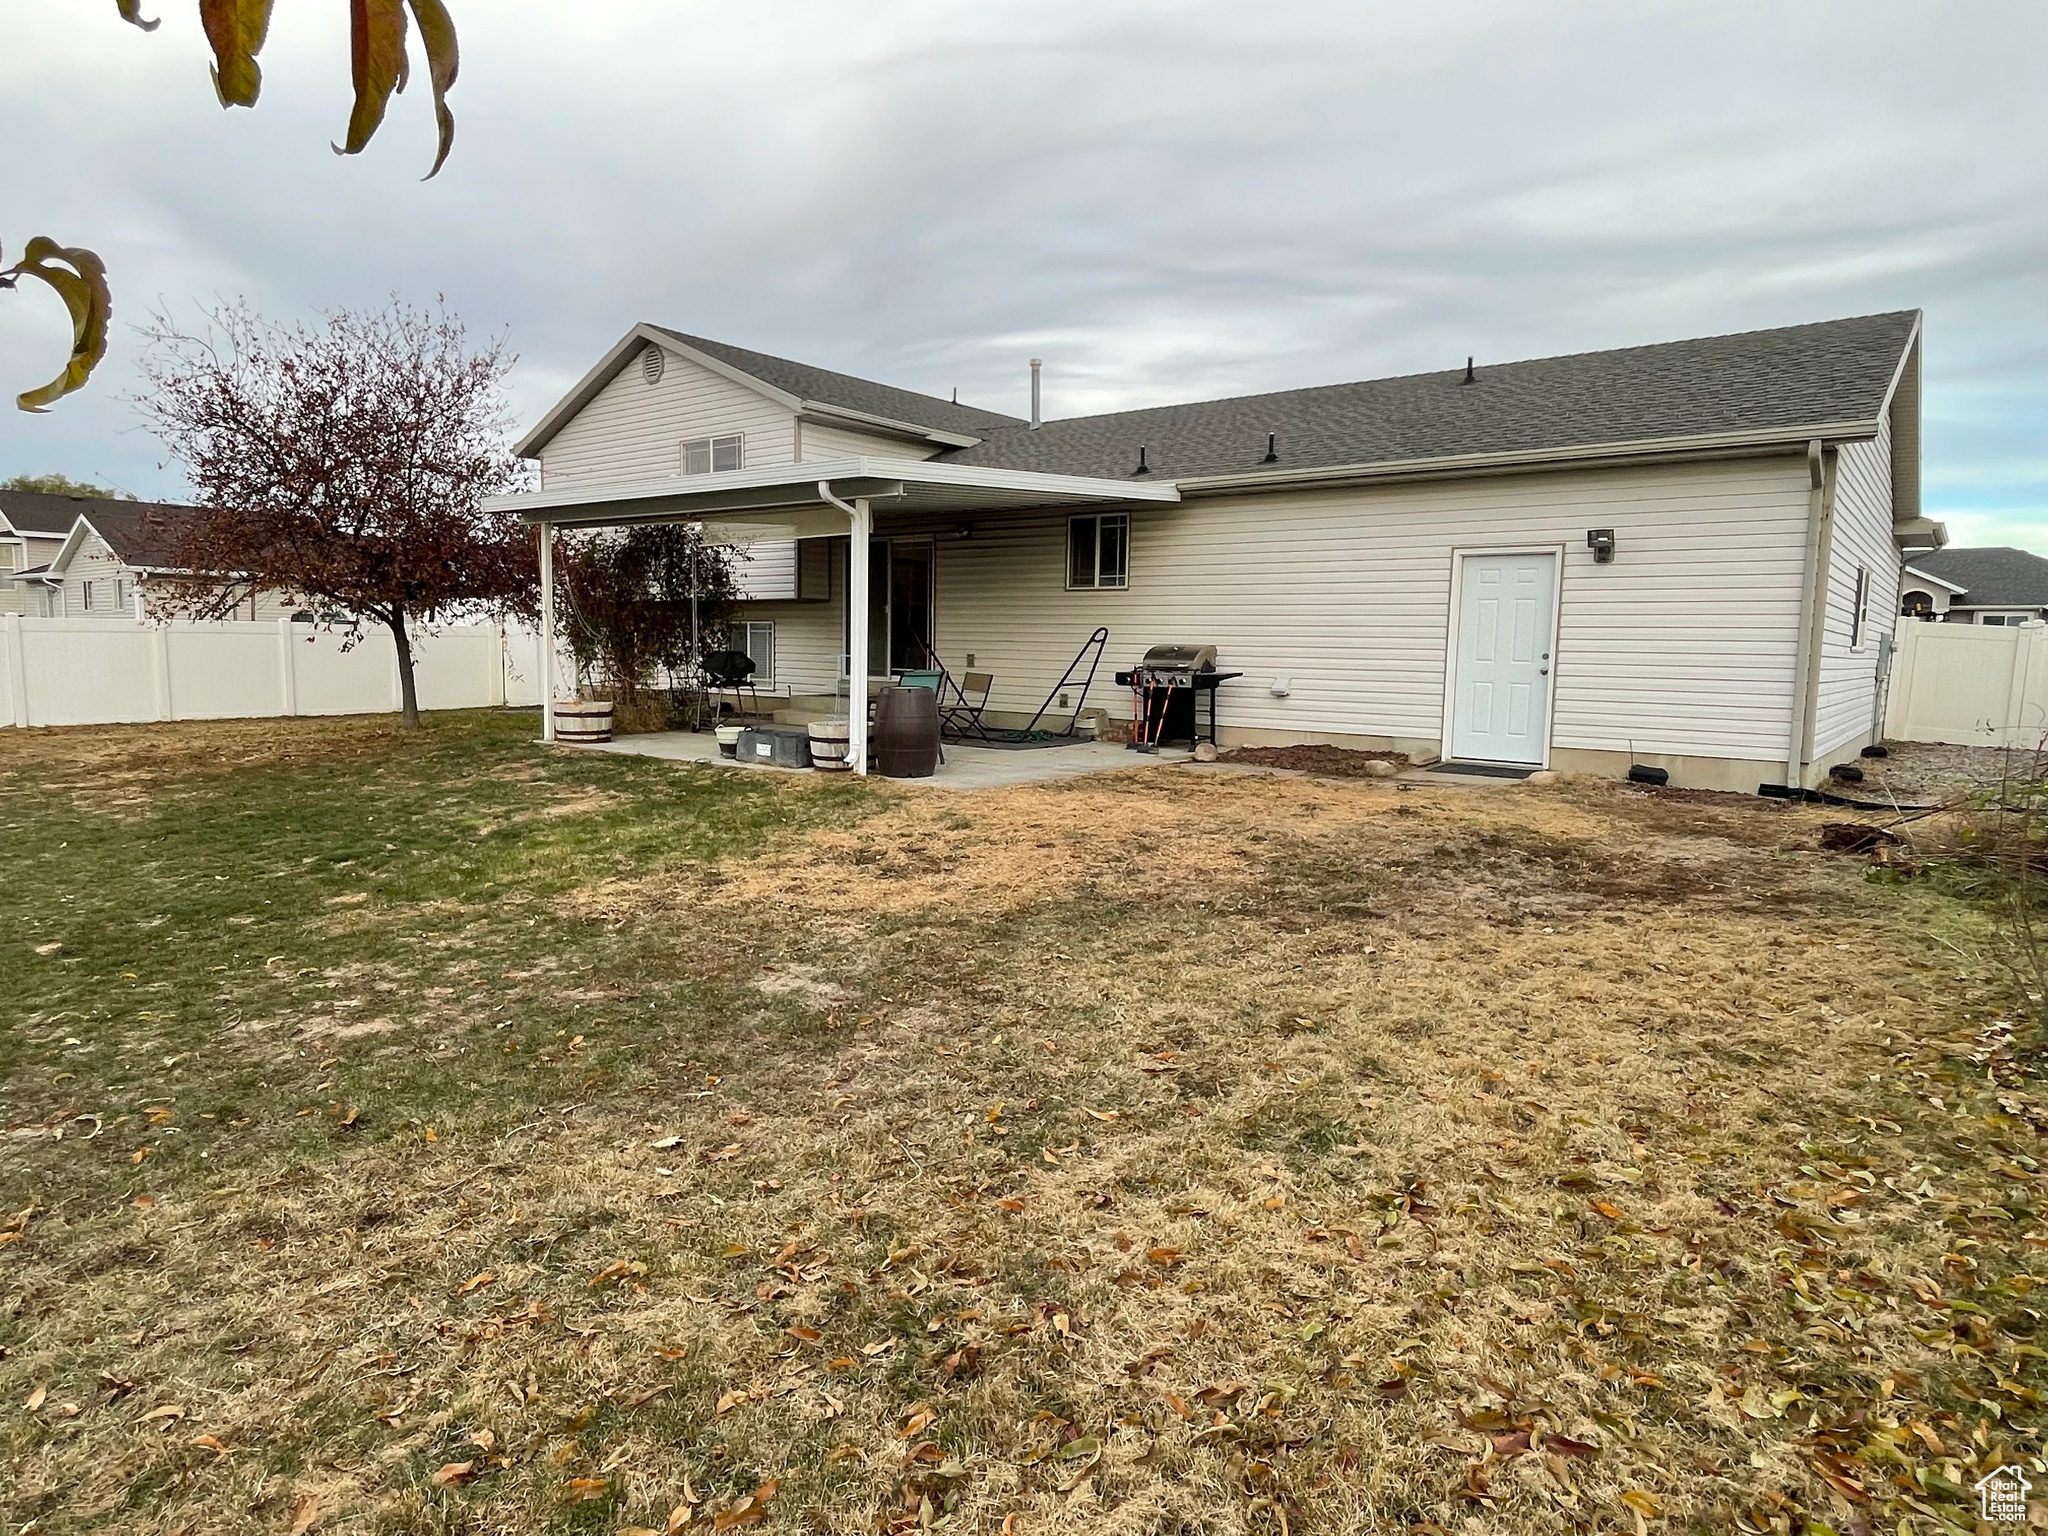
[809,719,853,772]
[553,699,614,744]
[873,686,940,778]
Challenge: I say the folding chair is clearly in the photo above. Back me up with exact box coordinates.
[939,671,994,741]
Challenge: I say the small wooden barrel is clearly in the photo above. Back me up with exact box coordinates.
[553,699,614,744]
[872,686,940,778]
[809,719,853,772]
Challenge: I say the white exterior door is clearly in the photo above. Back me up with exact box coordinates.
[1450,551,1557,765]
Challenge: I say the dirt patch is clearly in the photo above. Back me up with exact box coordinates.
[751,964,849,1011]
[1215,743,1408,776]
[575,771,1623,925]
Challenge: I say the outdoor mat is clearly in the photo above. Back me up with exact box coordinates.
[1426,761,1536,780]
[944,731,1089,751]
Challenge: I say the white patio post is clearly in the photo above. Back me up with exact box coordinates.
[846,498,872,775]
[539,520,557,742]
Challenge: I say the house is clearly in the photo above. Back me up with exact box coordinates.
[1900,547,2048,625]
[487,310,1934,792]
[1,495,297,621]
[0,491,83,615]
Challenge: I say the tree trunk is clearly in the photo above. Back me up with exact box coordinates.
[388,608,421,730]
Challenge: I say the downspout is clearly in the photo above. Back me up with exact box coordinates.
[817,481,871,776]
[1785,441,1835,790]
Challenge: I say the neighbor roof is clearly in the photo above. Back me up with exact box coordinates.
[1906,547,2048,608]
[0,488,107,538]
[645,327,1024,435]
[936,311,1921,481]
[74,501,196,569]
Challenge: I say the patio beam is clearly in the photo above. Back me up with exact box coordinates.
[539,520,556,742]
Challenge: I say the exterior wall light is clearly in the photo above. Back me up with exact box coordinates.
[1586,528,1616,563]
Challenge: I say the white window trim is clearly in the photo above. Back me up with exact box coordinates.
[731,619,775,685]
[681,433,746,476]
[1065,512,1130,591]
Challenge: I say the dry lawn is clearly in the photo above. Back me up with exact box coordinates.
[2,713,2043,1536]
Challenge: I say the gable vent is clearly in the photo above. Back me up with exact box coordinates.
[641,345,665,386]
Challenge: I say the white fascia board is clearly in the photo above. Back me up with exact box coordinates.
[1901,563,1968,595]
[44,516,100,577]
[512,323,804,460]
[488,456,1181,523]
[795,401,983,449]
[1874,311,1925,423]
[1172,420,1885,496]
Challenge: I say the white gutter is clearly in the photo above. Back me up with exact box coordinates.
[816,481,871,777]
[1785,440,1835,790]
[1172,419,1883,497]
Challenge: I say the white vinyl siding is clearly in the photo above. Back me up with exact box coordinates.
[876,457,1812,762]
[1812,416,1899,759]
[539,349,796,491]
[730,539,797,602]
[798,420,945,461]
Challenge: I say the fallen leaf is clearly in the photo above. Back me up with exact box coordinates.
[431,1461,478,1488]
[715,1388,750,1416]
[288,1495,323,1535]
[457,1270,496,1294]
[625,1383,672,1409]
[564,1475,610,1501]
[192,1432,231,1457]
[25,1385,47,1412]
[140,1403,187,1424]
[1542,1432,1600,1459]
[1620,1488,1663,1518]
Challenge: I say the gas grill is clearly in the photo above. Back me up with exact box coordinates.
[1116,644,1241,752]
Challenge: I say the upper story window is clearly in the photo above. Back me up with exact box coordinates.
[683,434,744,476]
[1067,512,1128,590]
[1850,565,1872,650]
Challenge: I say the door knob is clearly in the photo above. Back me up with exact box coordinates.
[1539,667,1549,675]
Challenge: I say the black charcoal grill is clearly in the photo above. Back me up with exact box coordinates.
[1116,644,1241,752]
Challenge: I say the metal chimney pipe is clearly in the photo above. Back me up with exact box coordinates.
[1029,358,1042,429]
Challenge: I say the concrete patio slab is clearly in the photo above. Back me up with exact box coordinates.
[563,729,1191,790]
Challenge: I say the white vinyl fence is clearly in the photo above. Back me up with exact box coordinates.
[0,614,565,729]
[1884,619,2048,748]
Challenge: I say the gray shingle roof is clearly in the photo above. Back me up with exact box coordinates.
[0,488,107,538]
[936,311,1920,481]
[648,327,1024,435]
[1906,547,2048,608]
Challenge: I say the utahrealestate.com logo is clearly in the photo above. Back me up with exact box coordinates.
[1975,1466,2032,1525]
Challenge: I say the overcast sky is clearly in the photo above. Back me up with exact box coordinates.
[3,1,2043,546]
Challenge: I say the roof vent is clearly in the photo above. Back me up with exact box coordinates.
[1134,445,1150,475]
[642,346,665,386]
[1263,432,1279,463]
[1460,356,1476,385]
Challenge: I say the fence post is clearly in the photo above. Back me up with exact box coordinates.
[151,624,173,721]
[2,613,24,728]
[278,617,299,717]
[2002,627,2034,750]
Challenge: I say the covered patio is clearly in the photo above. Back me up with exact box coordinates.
[569,726,1192,790]
[487,456,1180,776]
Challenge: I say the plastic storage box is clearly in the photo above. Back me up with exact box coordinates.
[735,725,813,769]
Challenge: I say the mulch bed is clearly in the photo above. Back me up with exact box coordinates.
[1215,744,1408,777]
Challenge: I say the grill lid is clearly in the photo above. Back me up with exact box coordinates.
[1139,643,1217,672]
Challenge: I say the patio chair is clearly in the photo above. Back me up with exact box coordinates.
[939,671,994,740]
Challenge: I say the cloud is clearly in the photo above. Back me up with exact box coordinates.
[2,0,2043,541]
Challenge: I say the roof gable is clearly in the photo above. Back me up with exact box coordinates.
[48,501,192,575]
[517,322,1022,459]
[939,311,1923,482]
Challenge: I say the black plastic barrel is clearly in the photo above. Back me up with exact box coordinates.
[873,686,941,778]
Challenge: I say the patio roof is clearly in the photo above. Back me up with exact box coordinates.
[485,455,1180,539]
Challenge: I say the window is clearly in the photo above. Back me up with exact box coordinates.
[1066,512,1129,590]
[730,620,775,684]
[0,542,19,573]
[1850,565,1871,650]
[114,578,129,613]
[1982,614,2027,627]
[80,580,93,612]
[682,434,744,476]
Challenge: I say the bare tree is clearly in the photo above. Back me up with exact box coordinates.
[135,297,533,729]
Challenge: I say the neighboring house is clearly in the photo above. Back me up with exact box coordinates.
[491,310,1934,792]
[1900,547,2048,625]
[2,496,297,621]
[0,491,85,615]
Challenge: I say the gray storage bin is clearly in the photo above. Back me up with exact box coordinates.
[736,725,813,769]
